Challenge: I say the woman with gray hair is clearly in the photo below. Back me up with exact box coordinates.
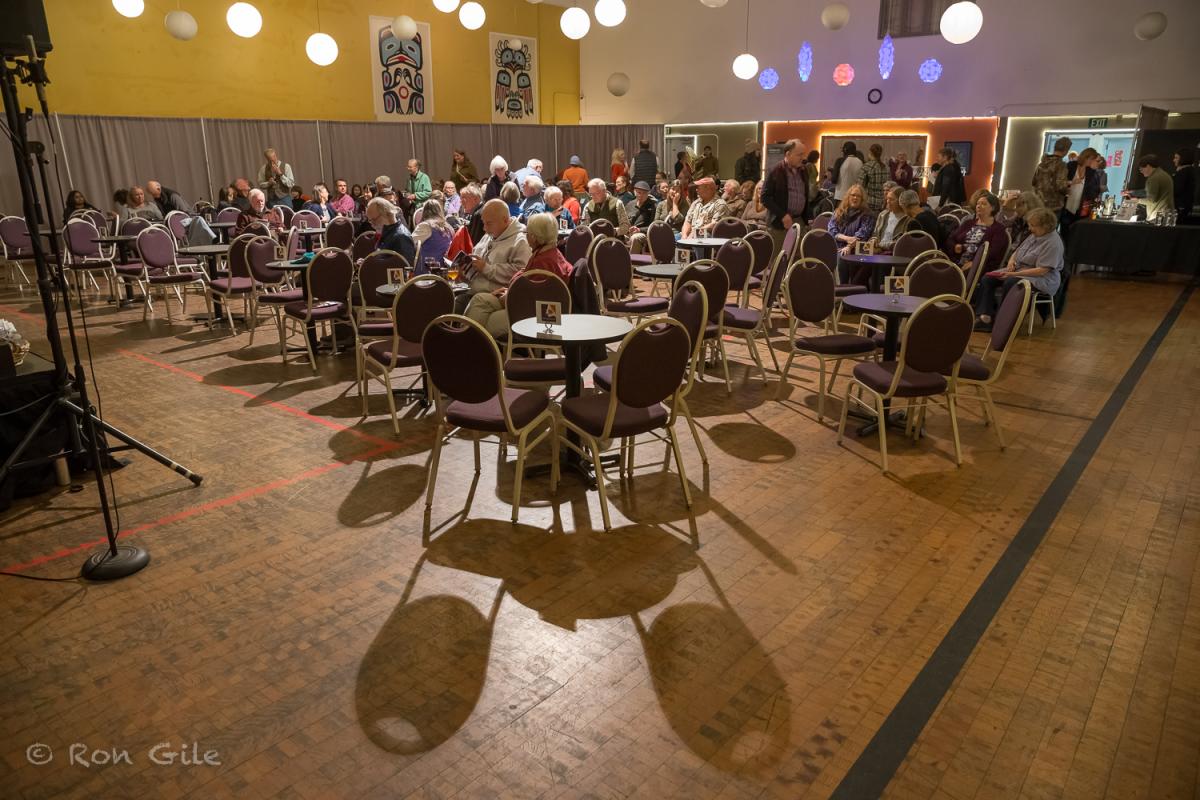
[542,185,575,230]
[484,155,512,202]
[973,206,1063,331]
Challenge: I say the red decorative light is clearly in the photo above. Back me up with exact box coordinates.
[833,63,855,86]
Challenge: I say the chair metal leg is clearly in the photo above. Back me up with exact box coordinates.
[511,428,528,523]
[816,357,827,421]
[875,393,889,473]
[679,398,708,465]
[947,391,963,466]
[473,434,481,473]
[381,367,399,435]
[837,383,852,444]
[982,385,1006,450]
[744,331,767,382]
[549,421,560,492]
[668,426,692,508]
[776,350,796,400]
[424,423,444,510]
[589,437,612,531]
[717,337,732,394]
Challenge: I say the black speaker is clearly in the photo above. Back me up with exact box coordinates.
[1,0,53,56]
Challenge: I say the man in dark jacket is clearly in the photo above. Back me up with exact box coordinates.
[627,181,657,230]
[147,180,188,217]
[365,196,416,266]
[930,147,966,207]
[760,138,811,254]
[734,140,762,184]
[631,139,658,186]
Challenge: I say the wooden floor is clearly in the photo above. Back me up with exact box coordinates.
[1,272,1197,799]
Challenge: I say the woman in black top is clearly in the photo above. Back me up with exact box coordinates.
[63,189,99,220]
[899,189,944,248]
[931,147,966,207]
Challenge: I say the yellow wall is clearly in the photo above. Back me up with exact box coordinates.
[32,0,579,124]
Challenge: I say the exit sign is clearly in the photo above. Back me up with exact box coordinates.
[1088,118,1109,129]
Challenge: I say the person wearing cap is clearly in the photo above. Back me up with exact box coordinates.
[734,140,762,184]
[582,178,630,237]
[627,181,657,230]
[681,177,728,239]
[632,138,659,186]
[563,155,590,195]
[693,145,719,181]
[761,138,812,254]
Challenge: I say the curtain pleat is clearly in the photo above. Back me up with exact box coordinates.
[493,125,556,181]
[412,124,493,187]
[555,125,666,184]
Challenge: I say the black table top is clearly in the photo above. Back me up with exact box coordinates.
[268,260,308,270]
[840,253,910,266]
[634,263,686,279]
[295,227,327,235]
[208,221,237,228]
[677,237,730,248]
[511,313,632,344]
[841,293,924,316]
[93,235,138,243]
[375,281,469,296]
[178,244,231,255]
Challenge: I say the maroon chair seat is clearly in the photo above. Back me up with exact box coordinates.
[951,352,991,382]
[114,263,146,277]
[209,276,255,293]
[747,275,762,290]
[365,338,421,367]
[561,393,669,438]
[796,333,876,356]
[591,364,613,391]
[147,272,201,286]
[257,288,305,304]
[356,321,395,338]
[834,284,869,297]
[284,300,345,320]
[629,253,654,265]
[721,305,760,330]
[607,295,669,314]
[852,361,947,397]
[504,356,567,383]
[446,388,549,433]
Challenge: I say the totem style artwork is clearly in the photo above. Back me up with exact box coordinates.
[369,16,434,122]
[489,33,538,124]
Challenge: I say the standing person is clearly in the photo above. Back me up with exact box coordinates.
[1032,136,1073,213]
[734,140,762,184]
[833,141,863,202]
[562,156,589,195]
[557,180,581,222]
[484,156,512,202]
[1061,147,1102,242]
[804,149,821,198]
[610,148,628,184]
[631,138,658,186]
[329,178,355,216]
[304,182,335,221]
[1172,147,1197,224]
[859,144,889,213]
[1124,155,1175,221]
[449,148,480,190]
[674,151,688,178]
[257,147,295,209]
[930,147,966,207]
[890,151,914,189]
[761,138,811,254]
[441,180,462,216]
[405,159,432,206]
[945,192,1007,271]
[693,145,719,181]
[1094,154,1109,195]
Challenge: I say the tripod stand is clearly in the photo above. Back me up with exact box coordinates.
[0,38,203,580]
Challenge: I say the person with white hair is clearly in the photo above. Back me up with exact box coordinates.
[484,155,512,202]
[234,188,268,235]
[457,183,486,244]
[518,174,546,220]
[543,185,574,230]
[465,212,571,337]
[457,198,531,312]
[581,177,630,236]
[365,196,416,265]
[512,158,544,188]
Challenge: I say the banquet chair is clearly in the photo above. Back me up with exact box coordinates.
[352,230,378,261]
[715,238,768,381]
[814,196,835,215]
[246,235,300,349]
[810,211,833,231]
[351,249,408,386]
[800,228,867,298]
[0,215,36,286]
[943,280,1031,449]
[743,228,775,292]
[780,221,803,264]
[892,230,937,262]
[675,259,731,393]
[133,225,209,322]
[563,225,594,265]
[62,218,117,298]
[207,234,257,334]
[292,209,321,230]
[215,206,240,225]
[591,237,669,320]
[753,250,793,372]
[276,205,294,227]
[558,317,694,530]
[776,258,877,418]
[589,218,617,238]
[711,217,748,238]
[906,249,944,273]
[837,294,974,473]
[938,213,961,231]
[326,216,355,250]
[503,270,571,390]
[939,203,961,213]
[594,280,711,465]
[962,242,990,302]
[1027,290,1057,334]
[362,275,454,431]
[282,247,354,371]
[242,220,272,238]
[909,258,966,298]
[638,221,678,296]
[422,314,559,523]
[165,210,190,244]
[72,209,108,235]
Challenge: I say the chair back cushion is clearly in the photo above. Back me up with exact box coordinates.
[246,236,280,283]
[226,234,255,279]
[902,296,974,374]
[763,251,790,307]
[785,258,836,324]
[799,228,838,273]
[647,221,676,263]
[711,217,748,238]
[136,226,176,271]
[359,250,409,309]
[308,247,354,303]
[422,315,501,403]
[78,210,108,234]
[676,260,729,323]
[811,211,833,231]
[613,320,691,409]
[352,230,377,261]
[715,238,754,295]
[0,216,32,250]
[277,206,295,226]
[892,230,937,261]
[909,260,966,298]
[395,275,455,343]
[65,219,102,258]
[590,237,633,296]
[743,229,774,277]
[120,217,153,237]
[292,209,321,230]
[507,270,571,328]
[563,225,594,264]
[668,280,708,354]
[781,223,801,261]
[991,279,1030,352]
[326,217,355,250]
[216,206,240,224]
[165,211,189,242]
[589,218,616,238]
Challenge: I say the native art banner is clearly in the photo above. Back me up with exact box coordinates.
[369,16,434,122]
[489,33,538,125]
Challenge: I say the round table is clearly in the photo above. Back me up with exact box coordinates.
[511,314,631,399]
[93,236,140,305]
[375,280,470,299]
[634,262,686,281]
[208,220,237,243]
[178,243,233,322]
[839,253,909,293]
[267,259,308,272]
[295,227,327,251]
[677,237,729,258]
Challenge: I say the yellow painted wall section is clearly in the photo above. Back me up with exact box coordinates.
[29,0,579,124]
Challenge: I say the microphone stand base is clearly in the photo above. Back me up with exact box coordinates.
[81,545,150,581]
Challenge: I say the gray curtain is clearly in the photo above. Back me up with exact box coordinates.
[493,125,557,179]
[556,125,665,184]
[321,121,412,190]
[205,119,322,201]
[412,124,493,186]
[0,115,60,222]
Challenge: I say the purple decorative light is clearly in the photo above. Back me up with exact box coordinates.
[879,34,894,79]
[758,68,780,91]
[797,41,813,82]
[918,57,943,83]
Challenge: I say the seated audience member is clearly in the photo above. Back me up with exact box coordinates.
[945,192,1007,270]
[518,175,547,220]
[582,178,630,236]
[350,183,364,203]
[147,180,188,217]
[899,189,943,248]
[121,184,164,223]
[484,156,511,202]
[655,181,690,232]
[499,181,523,218]
[558,180,581,222]
[304,182,335,221]
[628,181,657,231]
[680,177,728,238]
[63,189,99,221]
[214,185,237,211]
[563,155,589,195]
[721,179,746,218]
[741,181,770,231]
[290,186,306,211]
[512,158,544,188]
[329,178,356,216]
[465,212,571,337]
[866,187,910,254]
[653,179,669,201]
[543,185,575,230]
[234,188,271,235]
[459,199,532,312]
[111,188,129,220]
[458,183,485,245]
[366,197,417,266]
[442,180,462,216]
[613,174,634,204]
[999,190,1043,250]
[413,199,454,266]
[827,184,876,256]
[974,207,1063,330]
[231,178,252,211]
[890,151,914,189]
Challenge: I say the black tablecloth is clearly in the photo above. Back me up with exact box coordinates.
[0,352,68,509]
[1067,220,1200,275]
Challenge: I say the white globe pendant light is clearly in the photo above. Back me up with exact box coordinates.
[699,0,728,7]
[607,72,630,96]
[820,3,850,31]
[433,0,460,12]
[732,53,758,80]
[164,10,198,40]
[560,7,591,39]
[594,0,626,27]
[226,2,263,38]
[305,32,338,65]
[112,0,145,18]
[392,15,417,39]
[1133,11,1167,41]
[940,1,983,44]
[459,2,486,29]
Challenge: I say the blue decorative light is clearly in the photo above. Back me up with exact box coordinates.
[797,41,813,82]
[879,34,894,79]
[758,68,780,91]
[918,58,943,83]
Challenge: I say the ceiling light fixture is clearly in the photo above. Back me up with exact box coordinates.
[731,0,757,80]
[459,1,486,30]
[940,1,983,44]
[594,0,626,27]
[226,2,262,38]
[560,5,591,39]
[112,0,145,18]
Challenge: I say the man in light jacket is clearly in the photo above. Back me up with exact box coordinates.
[458,199,531,311]
[257,147,295,209]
